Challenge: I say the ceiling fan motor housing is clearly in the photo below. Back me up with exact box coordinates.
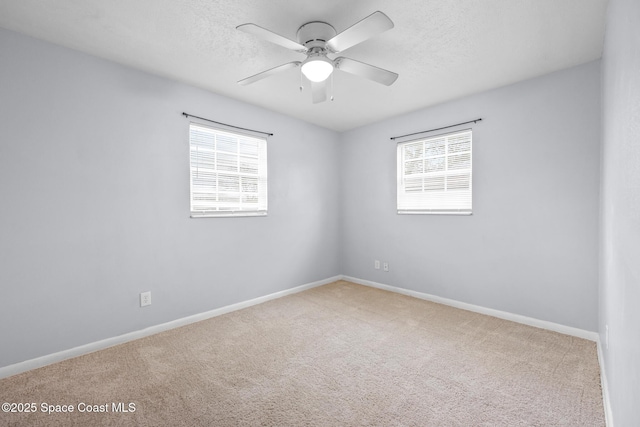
[296,21,336,49]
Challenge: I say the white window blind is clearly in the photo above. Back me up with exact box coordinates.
[397,129,472,214]
[189,123,267,217]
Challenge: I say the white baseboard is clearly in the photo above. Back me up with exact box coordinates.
[597,338,614,426]
[341,275,599,342]
[0,274,601,381]
[0,275,340,380]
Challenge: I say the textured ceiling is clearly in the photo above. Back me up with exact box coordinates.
[0,0,608,132]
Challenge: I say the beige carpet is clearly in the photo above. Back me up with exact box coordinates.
[0,280,604,426]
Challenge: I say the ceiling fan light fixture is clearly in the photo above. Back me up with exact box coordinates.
[301,56,334,82]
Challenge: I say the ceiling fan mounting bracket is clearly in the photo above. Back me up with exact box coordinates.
[296,22,336,49]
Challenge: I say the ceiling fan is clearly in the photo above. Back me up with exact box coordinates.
[236,11,398,103]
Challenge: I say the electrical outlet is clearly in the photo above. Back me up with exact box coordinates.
[383,262,389,272]
[375,260,380,270]
[140,291,151,307]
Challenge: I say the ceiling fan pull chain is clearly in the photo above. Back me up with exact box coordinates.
[300,68,304,92]
[330,72,334,101]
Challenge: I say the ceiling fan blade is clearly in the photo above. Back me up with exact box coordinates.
[238,61,301,86]
[326,11,394,53]
[311,80,327,104]
[335,57,398,86]
[237,23,307,52]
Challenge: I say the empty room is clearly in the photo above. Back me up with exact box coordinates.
[0,0,638,425]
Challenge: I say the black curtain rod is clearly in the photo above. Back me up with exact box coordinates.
[182,112,273,137]
[390,118,482,141]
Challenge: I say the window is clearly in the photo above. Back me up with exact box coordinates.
[397,129,472,214]
[189,123,267,217]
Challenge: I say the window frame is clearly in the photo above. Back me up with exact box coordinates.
[188,122,268,218]
[396,128,473,215]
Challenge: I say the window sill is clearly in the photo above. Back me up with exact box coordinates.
[190,212,268,218]
[397,211,472,215]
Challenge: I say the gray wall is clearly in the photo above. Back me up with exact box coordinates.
[0,28,341,368]
[340,61,601,331]
[600,0,640,423]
